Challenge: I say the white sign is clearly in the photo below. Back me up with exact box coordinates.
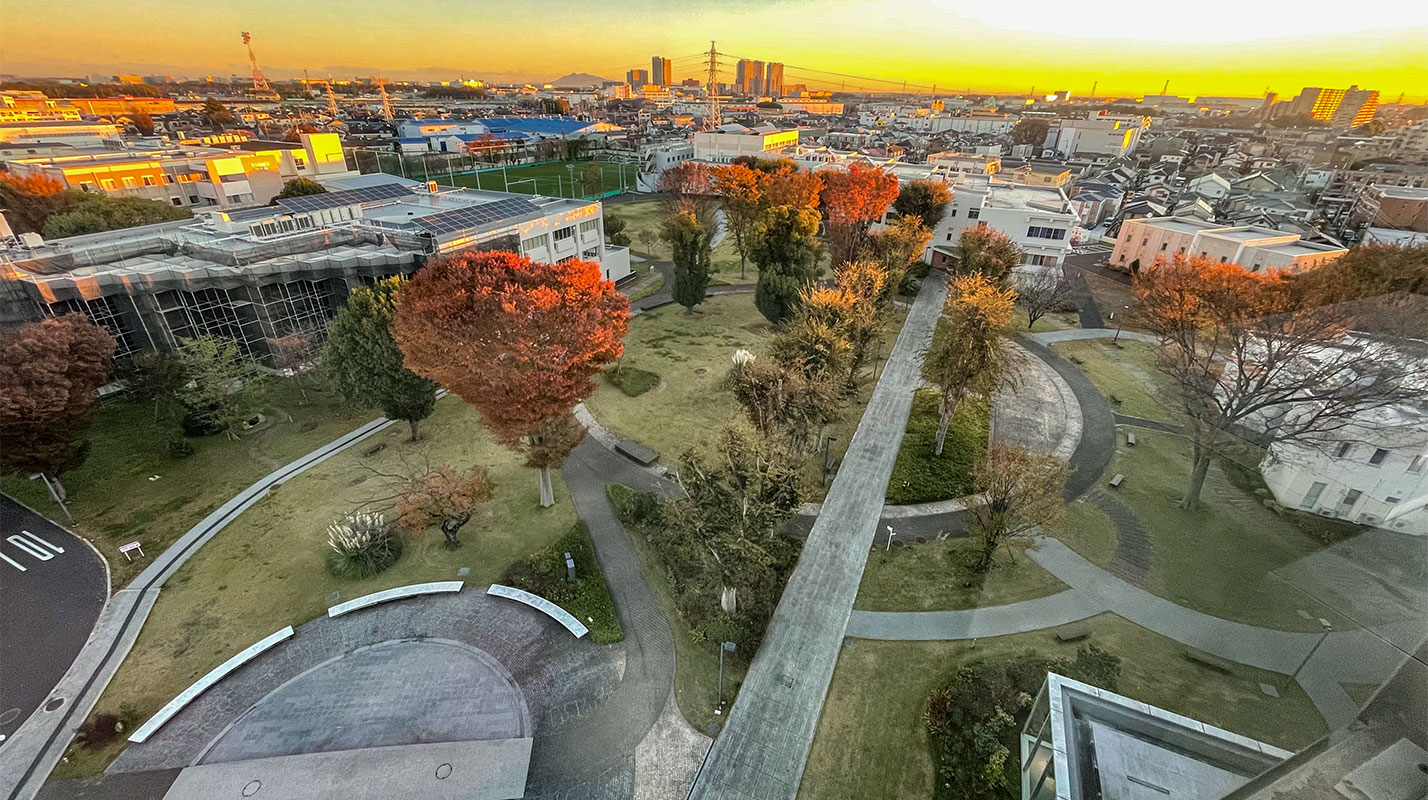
[119,541,145,561]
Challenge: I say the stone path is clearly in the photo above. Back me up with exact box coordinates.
[686,272,949,800]
[1068,269,1105,329]
[1091,492,1155,587]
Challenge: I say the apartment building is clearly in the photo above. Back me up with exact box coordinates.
[3,180,631,364]
[1353,185,1428,232]
[927,176,1077,267]
[926,151,1000,177]
[0,91,83,122]
[4,133,350,209]
[1110,216,1347,272]
[1046,113,1149,159]
[0,120,121,148]
[692,125,800,163]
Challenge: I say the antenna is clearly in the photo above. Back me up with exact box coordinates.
[703,41,720,131]
[1091,80,1098,98]
[1161,79,1170,96]
[241,32,278,100]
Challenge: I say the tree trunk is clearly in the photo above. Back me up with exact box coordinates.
[934,391,963,456]
[1181,443,1212,510]
[408,418,422,442]
[538,465,555,508]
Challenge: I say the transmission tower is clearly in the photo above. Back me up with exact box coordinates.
[241,32,278,99]
[376,78,395,123]
[703,41,721,131]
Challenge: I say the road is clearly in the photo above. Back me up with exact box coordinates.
[0,495,107,745]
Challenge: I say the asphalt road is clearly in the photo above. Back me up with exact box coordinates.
[0,495,107,744]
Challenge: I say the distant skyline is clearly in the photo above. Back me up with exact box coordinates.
[2,0,1426,102]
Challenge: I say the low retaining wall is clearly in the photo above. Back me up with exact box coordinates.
[327,581,464,618]
[486,584,588,638]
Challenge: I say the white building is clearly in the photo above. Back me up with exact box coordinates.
[692,124,800,163]
[1187,173,1232,201]
[927,151,1001,178]
[1046,113,1149,159]
[928,176,1076,267]
[1110,217,1347,272]
[1261,402,1428,535]
[0,120,122,148]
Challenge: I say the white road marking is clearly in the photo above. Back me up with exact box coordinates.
[21,530,64,554]
[0,552,25,572]
[6,535,54,561]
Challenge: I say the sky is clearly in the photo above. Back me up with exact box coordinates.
[2,0,1426,101]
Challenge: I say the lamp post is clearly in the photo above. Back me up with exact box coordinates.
[821,436,837,485]
[29,473,72,522]
[717,640,737,712]
[885,525,896,552]
[1112,305,1129,343]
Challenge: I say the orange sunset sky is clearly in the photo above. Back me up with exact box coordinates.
[2,0,1425,101]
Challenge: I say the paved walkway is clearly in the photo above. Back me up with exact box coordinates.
[687,273,949,800]
[1028,327,1159,345]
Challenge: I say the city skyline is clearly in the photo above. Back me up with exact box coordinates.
[2,0,1426,101]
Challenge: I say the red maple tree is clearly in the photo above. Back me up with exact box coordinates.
[392,250,629,505]
[819,163,901,265]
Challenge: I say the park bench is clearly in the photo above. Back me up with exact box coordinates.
[1055,624,1091,643]
[1185,649,1233,673]
[615,439,660,467]
[487,584,589,638]
[1109,474,1125,488]
[1127,431,1137,446]
[327,581,463,618]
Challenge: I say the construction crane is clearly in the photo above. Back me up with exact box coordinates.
[375,77,395,123]
[241,32,280,100]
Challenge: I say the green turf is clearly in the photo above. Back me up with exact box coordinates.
[442,160,639,199]
[854,537,1066,612]
[606,364,661,397]
[798,613,1327,800]
[609,198,758,283]
[54,396,582,778]
[502,523,623,644]
[884,389,989,505]
[1050,338,1177,422]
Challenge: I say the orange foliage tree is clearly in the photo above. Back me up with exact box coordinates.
[0,173,75,233]
[711,163,763,278]
[819,163,901,265]
[657,161,717,226]
[392,251,629,507]
[395,464,495,549]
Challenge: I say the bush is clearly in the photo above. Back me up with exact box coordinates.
[77,712,122,747]
[606,364,661,397]
[166,432,195,459]
[502,523,623,644]
[326,512,402,579]
[607,483,663,526]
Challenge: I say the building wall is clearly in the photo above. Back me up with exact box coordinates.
[692,130,799,162]
[929,184,1074,267]
[1110,219,1198,269]
[1262,435,1428,535]
[62,97,178,115]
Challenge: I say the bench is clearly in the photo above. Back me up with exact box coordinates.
[1055,624,1091,643]
[615,439,660,467]
[1127,431,1137,446]
[1109,474,1125,488]
[327,581,463,618]
[1185,649,1233,673]
[129,626,294,743]
[487,584,589,638]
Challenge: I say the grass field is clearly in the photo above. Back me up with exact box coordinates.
[854,537,1066,612]
[54,396,581,778]
[0,382,373,589]
[1050,338,1177,421]
[798,613,1327,800]
[607,198,759,284]
[441,160,640,199]
[885,389,989,505]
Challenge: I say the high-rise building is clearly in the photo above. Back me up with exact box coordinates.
[752,61,765,95]
[626,69,649,90]
[735,59,767,95]
[1332,85,1380,128]
[1286,87,1347,121]
[765,63,785,97]
[651,56,672,87]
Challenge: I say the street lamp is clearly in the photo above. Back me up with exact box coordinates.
[821,436,837,485]
[1112,304,1130,343]
[28,473,72,522]
[885,525,897,552]
[716,640,737,712]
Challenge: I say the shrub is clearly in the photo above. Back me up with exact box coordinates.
[886,390,989,505]
[77,712,122,747]
[607,483,664,526]
[607,364,661,397]
[166,432,195,459]
[326,512,402,579]
[502,523,623,644]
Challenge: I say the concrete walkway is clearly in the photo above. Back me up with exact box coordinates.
[687,273,949,800]
[1028,327,1159,345]
[0,415,409,800]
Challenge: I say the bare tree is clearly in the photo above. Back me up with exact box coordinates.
[1015,266,1077,329]
[968,444,1069,572]
[1135,255,1422,509]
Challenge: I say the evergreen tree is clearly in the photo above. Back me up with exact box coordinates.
[751,205,822,324]
[663,212,712,313]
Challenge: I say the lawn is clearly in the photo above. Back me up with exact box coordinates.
[1049,338,1177,422]
[1011,307,1080,333]
[1082,272,1146,330]
[798,613,1327,800]
[854,537,1066,612]
[444,160,640,199]
[606,198,758,284]
[884,389,990,505]
[584,294,771,465]
[1101,430,1356,632]
[56,396,581,778]
[1046,497,1119,569]
[0,381,374,589]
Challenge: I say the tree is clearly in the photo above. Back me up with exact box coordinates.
[1134,255,1420,509]
[0,172,76,233]
[819,163,901,265]
[1014,266,1077,328]
[711,163,763,278]
[770,287,855,379]
[751,205,823,324]
[604,213,631,247]
[1294,243,1428,300]
[833,259,892,382]
[665,422,802,616]
[580,163,604,195]
[394,464,495,549]
[967,444,1069,572]
[323,277,438,441]
[636,228,659,259]
[865,216,932,294]
[129,110,154,136]
[201,97,235,129]
[393,251,629,507]
[175,337,266,437]
[1010,119,1049,148]
[118,350,187,423]
[759,164,823,210]
[925,274,1016,456]
[663,211,712,313]
[657,161,717,226]
[273,178,328,200]
[727,350,840,452]
[0,315,115,499]
[958,226,1023,285]
[43,194,191,239]
[893,179,952,230]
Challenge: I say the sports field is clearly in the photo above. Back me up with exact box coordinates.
[444,161,640,198]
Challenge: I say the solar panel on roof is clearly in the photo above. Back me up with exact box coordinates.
[409,197,544,235]
[275,183,413,213]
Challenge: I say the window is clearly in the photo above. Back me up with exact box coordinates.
[580,219,599,234]
[521,234,547,252]
[1386,496,1401,504]
[171,197,183,206]
[1369,448,1389,466]
[582,248,599,259]
[100,178,117,190]
[1160,242,1167,251]
[946,232,953,241]
[1299,481,1326,509]
[1410,455,1424,473]
[967,208,979,220]
[553,226,575,243]
[142,175,155,186]
[1142,237,1148,245]
[1335,442,1353,458]
[1026,226,1067,240]
[1342,489,1363,508]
